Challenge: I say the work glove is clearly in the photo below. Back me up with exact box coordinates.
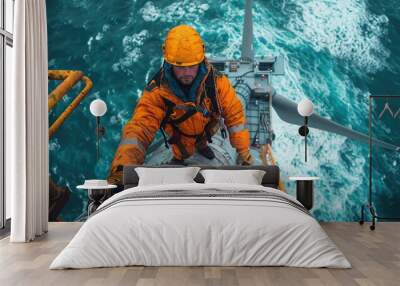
[107,165,123,185]
[108,145,145,185]
[237,149,253,166]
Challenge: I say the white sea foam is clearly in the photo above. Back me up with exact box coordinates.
[87,36,94,51]
[287,0,390,73]
[71,0,90,9]
[139,0,210,24]
[49,138,61,152]
[48,58,56,65]
[95,32,103,41]
[102,24,110,32]
[140,1,160,22]
[112,30,150,73]
[136,88,142,98]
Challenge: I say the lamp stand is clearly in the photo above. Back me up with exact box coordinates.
[298,117,309,162]
[95,116,106,162]
[96,116,100,162]
[305,116,308,162]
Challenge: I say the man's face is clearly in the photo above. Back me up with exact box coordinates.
[172,64,199,85]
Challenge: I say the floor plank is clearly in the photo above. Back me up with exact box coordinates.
[0,222,399,286]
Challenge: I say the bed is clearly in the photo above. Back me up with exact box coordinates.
[50,165,351,269]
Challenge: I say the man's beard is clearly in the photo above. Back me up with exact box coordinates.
[178,75,195,85]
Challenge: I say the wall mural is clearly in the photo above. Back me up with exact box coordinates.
[47,0,400,221]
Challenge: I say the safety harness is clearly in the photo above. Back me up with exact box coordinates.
[146,66,228,157]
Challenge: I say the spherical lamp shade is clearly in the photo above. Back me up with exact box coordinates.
[90,99,107,117]
[297,99,314,117]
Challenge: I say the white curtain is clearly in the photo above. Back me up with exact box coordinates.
[7,0,49,242]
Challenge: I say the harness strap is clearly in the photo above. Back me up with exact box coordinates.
[204,68,228,139]
[160,98,175,127]
[171,108,198,125]
[160,128,170,149]
[174,105,210,117]
[169,119,201,138]
[201,68,219,114]
[145,68,163,91]
[156,66,228,151]
[159,98,175,148]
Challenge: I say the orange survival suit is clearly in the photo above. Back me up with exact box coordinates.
[108,25,253,185]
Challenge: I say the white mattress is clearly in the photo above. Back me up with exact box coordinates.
[50,183,351,269]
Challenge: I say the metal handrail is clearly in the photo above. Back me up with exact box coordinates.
[48,70,93,138]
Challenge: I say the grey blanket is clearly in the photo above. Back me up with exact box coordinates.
[91,189,310,218]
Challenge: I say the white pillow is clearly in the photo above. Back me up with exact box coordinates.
[135,167,201,186]
[200,169,266,185]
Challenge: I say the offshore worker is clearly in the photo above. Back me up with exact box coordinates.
[108,25,253,185]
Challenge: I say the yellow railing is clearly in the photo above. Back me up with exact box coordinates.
[48,70,93,138]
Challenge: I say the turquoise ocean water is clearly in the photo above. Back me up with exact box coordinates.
[46,0,400,221]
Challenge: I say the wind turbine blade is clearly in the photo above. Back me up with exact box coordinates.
[271,93,399,151]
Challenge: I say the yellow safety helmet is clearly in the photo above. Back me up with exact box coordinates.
[163,25,205,67]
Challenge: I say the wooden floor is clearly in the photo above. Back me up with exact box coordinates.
[0,222,399,286]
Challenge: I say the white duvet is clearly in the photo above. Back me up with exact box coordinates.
[50,183,351,269]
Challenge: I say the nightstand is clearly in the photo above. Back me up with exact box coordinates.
[77,183,117,216]
[288,176,320,210]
